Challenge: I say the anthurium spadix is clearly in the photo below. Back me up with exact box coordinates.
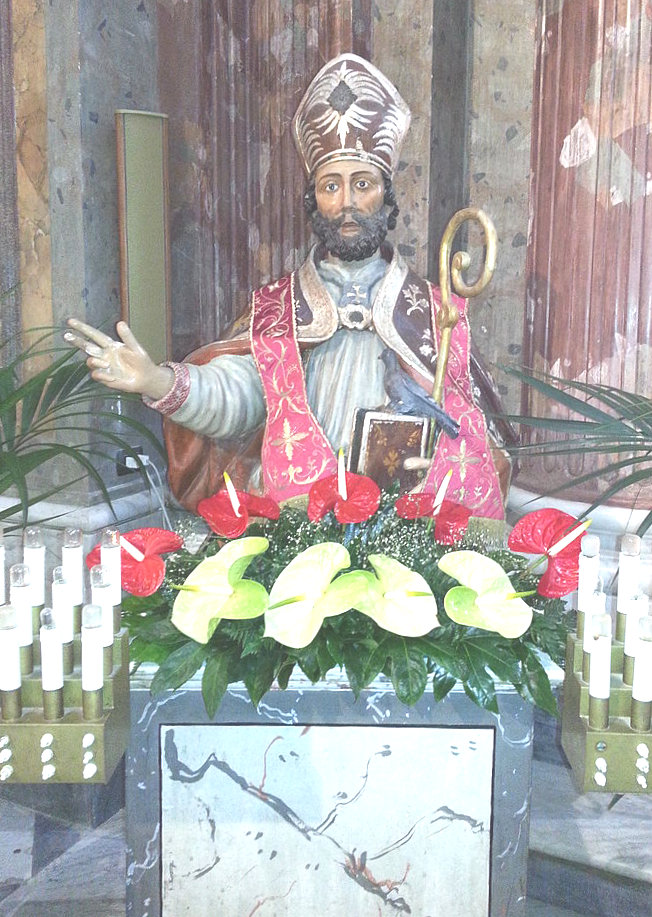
[438,550,534,639]
[264,542,351,648]
[171,537,269,644]
[327,554,440,637]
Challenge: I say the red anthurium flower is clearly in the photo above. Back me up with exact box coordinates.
[197,488,280,538]
[86,527,183,597]
[395,493,472,545]
[507,508,587,598]
[307,470,381,524]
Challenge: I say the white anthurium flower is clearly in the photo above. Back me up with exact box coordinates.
[264,543,351,648]
[356,554,439,636]
[171,537,269,644]
[438,550,534,639]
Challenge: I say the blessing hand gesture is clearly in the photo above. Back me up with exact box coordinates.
[64,319,174,401]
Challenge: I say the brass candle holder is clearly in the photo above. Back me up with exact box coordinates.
[0,629,129,785]
[561,616,652,794]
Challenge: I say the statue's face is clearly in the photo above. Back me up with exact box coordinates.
[314,160,385,233]
[311,160,388,261]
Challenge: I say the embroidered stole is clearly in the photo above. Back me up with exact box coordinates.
[250,275,337,502]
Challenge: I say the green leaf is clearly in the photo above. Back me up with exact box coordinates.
[459,643,499,713]
[202,654,231,718]
[461,633,522,685]
[342,637,382,697]
[517,646,559,717]
[241,647,279,707]
[150,642,206,696]
[386,637,428,705]
[432,667,457,702]
[129,635,180,666]
[276,658,296,690]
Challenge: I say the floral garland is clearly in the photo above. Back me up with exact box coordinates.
[88,469,583,718]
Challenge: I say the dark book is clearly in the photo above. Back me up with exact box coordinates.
[348,409,432,493]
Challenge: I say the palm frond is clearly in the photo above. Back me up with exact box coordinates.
[0,326,164,528]
[501,366,652,535]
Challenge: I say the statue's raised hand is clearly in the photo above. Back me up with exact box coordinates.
[64,319,173,401]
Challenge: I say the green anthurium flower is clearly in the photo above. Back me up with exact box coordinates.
[171,537,269,644]
[438,550,533,638]
[264,542,351,648]
[318,554,439,637]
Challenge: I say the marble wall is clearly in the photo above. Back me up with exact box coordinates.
[466,0,536,412]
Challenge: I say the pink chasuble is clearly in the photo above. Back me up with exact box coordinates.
[250,275,337,503]
[423,284,505,519]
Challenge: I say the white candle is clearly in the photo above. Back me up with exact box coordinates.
[90,564,114,647]
[337,449,348,501]
[548,519,591,557]
[432,469,453,517]
[120,536,145,563]
[51,567,74,645]
[632,616,652,703]
[62,528,84,606]
[577,534,600,613]
[23,526,45,606]
[583,588,606,655]
[223,472,242,516]
[81,604,104,691]
[617,533,641,613]
[0,605,21,691]
[9,565,33,648]
[39,608,63,692]
[100,528,122,606]
[589,612,612,700]
[624,594,649,658]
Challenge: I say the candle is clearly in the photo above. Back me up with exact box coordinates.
[0,606,21,692]
[577,533,600,613]
[90,564,114,648]
[624,594,649,684]
[81,604,104,721]
[589,612,612,699]
[100,528,122,607]
[547,519,591,557]
[632,616,652,704]
[23,526,45,607]
[617,533,641,613]
[337,449,348,501]
[61,527,84,607]
[0,605,21,721]
[51,566,74,675]
[39,608,64,721]
[223,472,242,516]
[10,564,33,674]
[432,469,453,517]
[588,611,612,731]
[120,536,145,562]
[583,587,605,659]
[51,567,74,644]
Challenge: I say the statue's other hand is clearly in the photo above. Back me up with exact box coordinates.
[64,319,174,400]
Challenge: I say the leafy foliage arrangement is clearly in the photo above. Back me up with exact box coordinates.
[0,328,164,527]
[123,490,571,718]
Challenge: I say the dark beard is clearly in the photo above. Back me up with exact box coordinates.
[310,208,389,262]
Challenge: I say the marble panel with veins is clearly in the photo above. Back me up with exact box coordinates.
[160,723,494,916]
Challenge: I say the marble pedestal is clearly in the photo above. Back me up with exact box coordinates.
[126,671,535,917]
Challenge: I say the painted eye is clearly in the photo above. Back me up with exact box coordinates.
[325,182,338,192]
[356,180,369,190]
